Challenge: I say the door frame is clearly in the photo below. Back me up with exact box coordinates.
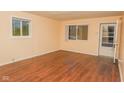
[98,22,118,61]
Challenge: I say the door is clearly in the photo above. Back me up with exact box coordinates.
[99,23,116,58]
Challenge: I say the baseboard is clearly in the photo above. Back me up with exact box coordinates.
[1,49,96,67]
[0,49,59,67]
[118,60,124,82]
[61,49,98,56]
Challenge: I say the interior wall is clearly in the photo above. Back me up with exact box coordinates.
[0,11,60,65]
[60,16,120,55]
[119,16,124,81]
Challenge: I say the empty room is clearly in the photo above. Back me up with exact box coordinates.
[0,11,124,82]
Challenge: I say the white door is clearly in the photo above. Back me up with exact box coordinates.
[99,23,116,58]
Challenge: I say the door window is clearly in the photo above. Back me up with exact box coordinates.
[101,25,115,47]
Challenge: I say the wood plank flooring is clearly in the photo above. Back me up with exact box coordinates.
[0,50,120,82]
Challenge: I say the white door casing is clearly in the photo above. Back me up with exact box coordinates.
[113,20,121,63]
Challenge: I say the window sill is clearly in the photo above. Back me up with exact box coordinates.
[11,36,32,39]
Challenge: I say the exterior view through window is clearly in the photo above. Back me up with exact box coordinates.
[68,25,88,40]
[12,17,30,37]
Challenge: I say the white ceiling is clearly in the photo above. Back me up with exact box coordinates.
[28,11,124,21]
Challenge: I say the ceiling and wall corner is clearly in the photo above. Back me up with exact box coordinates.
[27,11,124,21]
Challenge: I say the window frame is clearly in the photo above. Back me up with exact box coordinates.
[11,17,31,38]
[66,24,88,40]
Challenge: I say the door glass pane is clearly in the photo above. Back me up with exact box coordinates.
[102,26,114,37]
[22,21,29,36]
[108,26,114,36]
[77,25,88,40]
[69,25,76,40]
[102,37,114,43]
[12,19,21,36]
[102,25,115,47]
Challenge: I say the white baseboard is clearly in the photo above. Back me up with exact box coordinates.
[61,49,98,56]
[118,60,124,82]
[0,49,97,67]
[0,49,98,67]
[0,49,59,67]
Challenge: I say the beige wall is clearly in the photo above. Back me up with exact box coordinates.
[0,12,60,65]
[119,16,124,81]
[60,16,120,55]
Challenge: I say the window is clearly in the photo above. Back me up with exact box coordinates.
[101,25,115,47]
[77,25,88,40]
[68,25,76,40]
[22,21,29,36]
[12,17,30,37]
[12,19,21,36]
[68,25,88,40]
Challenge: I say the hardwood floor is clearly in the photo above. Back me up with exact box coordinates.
[0,50,120,82]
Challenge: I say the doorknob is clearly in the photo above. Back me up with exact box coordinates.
[115,43,119,46]
[113,43,119,48]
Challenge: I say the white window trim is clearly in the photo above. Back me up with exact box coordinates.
[11,17,32,39]
[66,24,89,41]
